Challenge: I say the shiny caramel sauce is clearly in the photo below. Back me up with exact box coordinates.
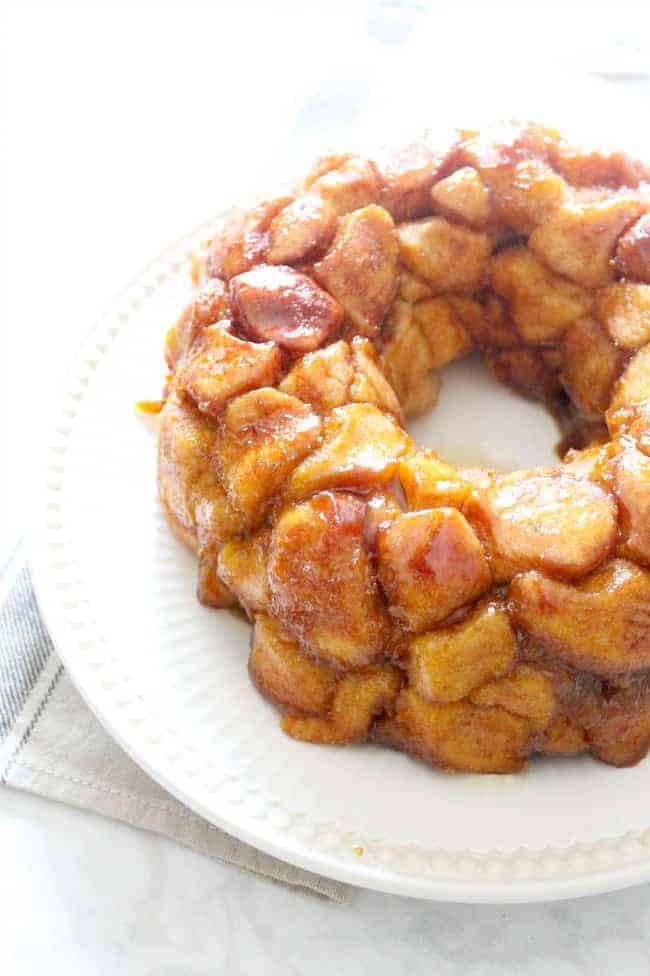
[151,122,650,774]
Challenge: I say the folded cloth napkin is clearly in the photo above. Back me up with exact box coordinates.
[0,545,349,903]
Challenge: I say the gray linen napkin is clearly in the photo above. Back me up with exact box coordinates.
[0,545,349,902]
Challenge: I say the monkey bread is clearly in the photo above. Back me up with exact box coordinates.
[153,122,650,774]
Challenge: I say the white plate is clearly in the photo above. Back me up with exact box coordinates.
[33,71,650,902]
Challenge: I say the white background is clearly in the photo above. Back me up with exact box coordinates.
[4,3,650,973]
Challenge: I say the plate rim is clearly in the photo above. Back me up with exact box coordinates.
[32,218,650,904]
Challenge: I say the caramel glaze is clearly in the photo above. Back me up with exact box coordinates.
[152,121,650,774]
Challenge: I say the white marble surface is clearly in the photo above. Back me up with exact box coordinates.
[6,4,650,972]
[3,787,650,975]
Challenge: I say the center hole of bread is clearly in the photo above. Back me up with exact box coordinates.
[405,354,560,472]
